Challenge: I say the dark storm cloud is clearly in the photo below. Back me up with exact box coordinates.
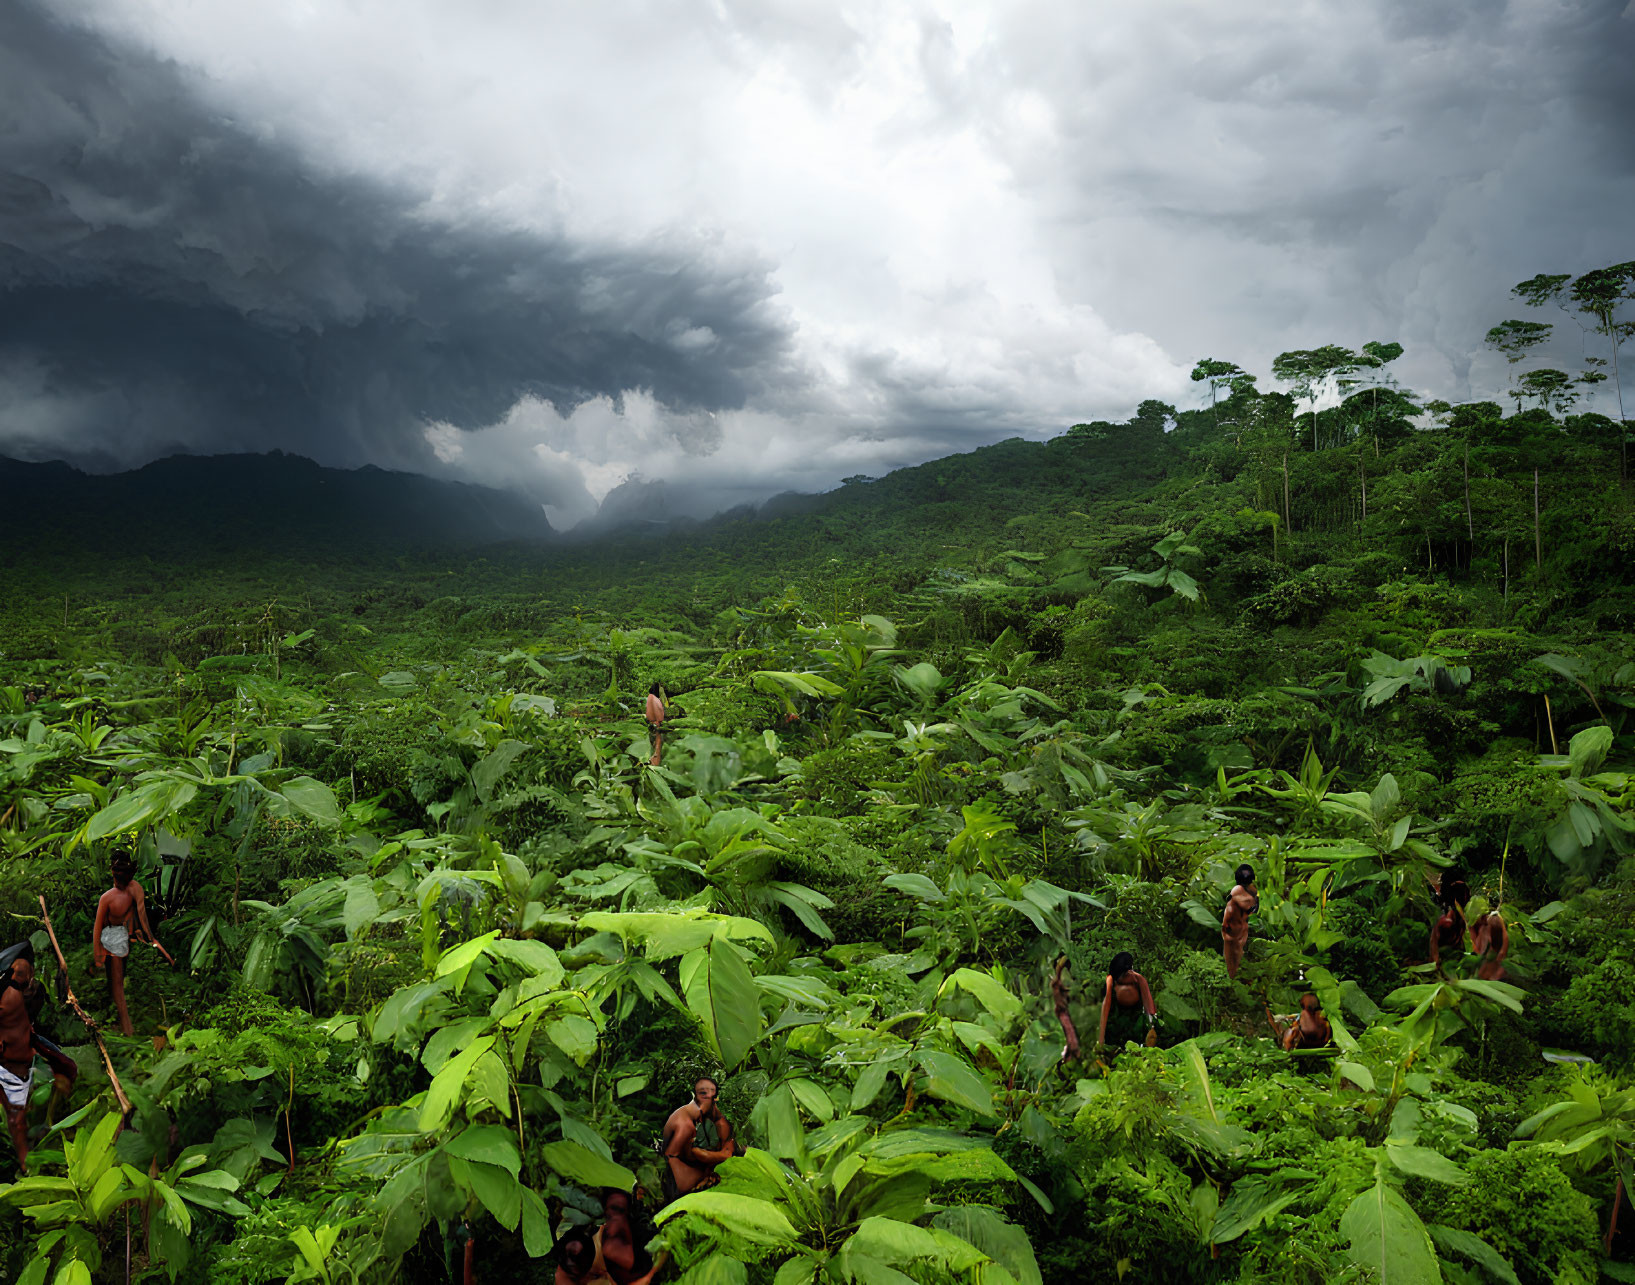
[0,0,794,498]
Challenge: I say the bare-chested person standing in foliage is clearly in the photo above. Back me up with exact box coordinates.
[91,851,163,1036]
[1222,863,1257,979]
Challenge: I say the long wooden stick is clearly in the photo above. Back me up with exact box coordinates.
[38,896,133,1120]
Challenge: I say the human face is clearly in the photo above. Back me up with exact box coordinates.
[9,959,31,990]
[693,1079,719,1116]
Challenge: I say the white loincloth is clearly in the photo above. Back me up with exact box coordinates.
[0,1063,32,1108]
[100,926,130,958]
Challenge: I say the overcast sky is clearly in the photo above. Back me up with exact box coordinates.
[2,0,1632,525]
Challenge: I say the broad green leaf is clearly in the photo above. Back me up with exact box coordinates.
[1567,725,1614,778]
[343,881,380,939]
[461,1158,523,1231]
[86,779,197,843]
[882,872,944,902]
[851,1061,892,1112]
[1428,1225,1520,1285]
[488,937,564,984]
[472,740,529,802]
[681,936,762,1071]
[1385,1141,1469,1185]
[939,969,1022,1023]
[917,1051,994,1117]
[656,1189,799,1246]
[1211,1177,1303,1244]
[578,911,773,960]
[418,1036,494,1132]
[932,1205,1041,1285]
[540,1141,635,1190]
[1340,1178,1441,1285]
[435,931,501,994]
[1337,1061,1376,1093]
[444,1124,521,1177]
[520,1187,553,1257]
[279,776,342,826]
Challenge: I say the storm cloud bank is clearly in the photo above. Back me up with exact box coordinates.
[0,0,795,520]
[3,0,1632,526]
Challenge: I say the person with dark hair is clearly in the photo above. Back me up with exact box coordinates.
[645,683,667,767]
[1471,902,1510,981]
[1097,952,1158,1052]
[554,1226,610,1285]
[661,1076,735,1201]
[1281,993,1332,1051]
[92,851,163,1036]
[1429,879,1469,969]
[0,942,75,1173]
[600,1188,666,1285]
[1222,864,1257,979]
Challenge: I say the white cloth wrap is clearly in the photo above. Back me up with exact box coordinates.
[0,1062,32,1108]
[100,925,130,957]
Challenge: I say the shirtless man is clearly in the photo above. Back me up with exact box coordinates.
[1222,863,1257,979]
[1281,993,1332,1051]
[661,1077,735,1201]
[1097,952,1158,1052]
[92,852,163,1036]
[1470,904,1510,981]
[1051,955,1082,1063]
[600,1189,666,1285]
[1,944,77,1174]
[645,684,667,767]
[1428,882,1468,971]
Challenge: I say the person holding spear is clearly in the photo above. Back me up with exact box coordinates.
[91,851,171,1036]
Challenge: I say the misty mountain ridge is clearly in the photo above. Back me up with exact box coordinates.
[0,451,559,551]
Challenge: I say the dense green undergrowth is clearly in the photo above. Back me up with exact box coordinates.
[2,381,1634,1285]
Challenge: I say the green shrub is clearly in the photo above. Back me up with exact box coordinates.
[1431,1146,1600,1285]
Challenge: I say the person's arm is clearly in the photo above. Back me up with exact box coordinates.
[1136,973,1157,1019]
[1097,977,1112,1046]
[1428,920,1441,965]
[132,881,159,945]
[1494,919,1510,962]
[92,894,109,968]
[1281,1021,1299,1052]
[661,1115,690,1159]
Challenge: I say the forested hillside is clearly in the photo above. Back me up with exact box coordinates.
[3,294,1635,1284]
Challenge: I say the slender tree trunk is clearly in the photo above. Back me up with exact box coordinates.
[1463,441,1474,550]
[1360,453,1368,520]
[1426,533,1433,575]
[1283,451,1293,533]
[1534,468,1543,575]
[1607,1174,1624,1254]
[1503,538,1510,615]
[1605,307,1627,482]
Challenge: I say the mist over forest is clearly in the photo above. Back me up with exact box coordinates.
[4,2,1635,1284]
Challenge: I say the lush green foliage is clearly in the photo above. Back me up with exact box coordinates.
[2,301,1634,1283]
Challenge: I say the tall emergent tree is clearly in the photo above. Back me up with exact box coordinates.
[1272,345,1359,451]
[1568,260,1635,478]
[1190,358,1248,433]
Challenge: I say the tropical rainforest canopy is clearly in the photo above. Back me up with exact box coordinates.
[2,265,1635,1284]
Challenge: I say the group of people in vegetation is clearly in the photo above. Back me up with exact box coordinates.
[552,1075,732,1284]
[1051,861,1512,1065]
[0,851,165,1173]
